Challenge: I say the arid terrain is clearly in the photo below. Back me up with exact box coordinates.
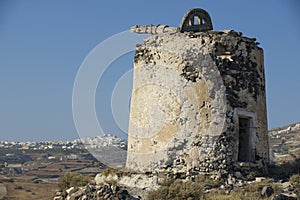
[0,124,299,199]
[0,135,125,199]
[269,122,300,164]
[0,148,103,199]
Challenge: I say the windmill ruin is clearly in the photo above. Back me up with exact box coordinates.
[126,8,269,174]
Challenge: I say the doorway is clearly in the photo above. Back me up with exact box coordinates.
[238,117,254,162]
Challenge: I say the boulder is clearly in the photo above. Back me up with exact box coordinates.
[118,174,159,190]
[95,173,118,185]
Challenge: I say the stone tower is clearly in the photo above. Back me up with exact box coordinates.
[126,8,269,174]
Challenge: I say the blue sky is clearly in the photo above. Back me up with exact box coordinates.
[0,0,299,141]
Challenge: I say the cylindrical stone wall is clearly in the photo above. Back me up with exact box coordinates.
[126,30,268,173]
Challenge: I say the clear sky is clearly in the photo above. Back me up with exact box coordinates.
[0,0,299,142]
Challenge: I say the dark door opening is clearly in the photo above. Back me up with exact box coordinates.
[238,117,254,162]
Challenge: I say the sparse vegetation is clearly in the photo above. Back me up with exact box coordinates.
[147,175,221,200]
[246,171,259,181]
[0,122,299,199]
[101,167,117,176]
[206,180,282,200]
[196,174,222,188]
[290,174,300,197]
[147,176,286,200]
[244,178,281,195]
[269,158,300,179]
[58,172,91,193]
[148,179,204,200]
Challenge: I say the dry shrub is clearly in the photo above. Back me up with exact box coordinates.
[101,167,117,176]
[290,174,300,198]
[58,172,90,193]
[147,179,203,200]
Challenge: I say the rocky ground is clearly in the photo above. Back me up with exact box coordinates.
[52,123,300,200]
[1,123,300,200]
[269,122,300,164]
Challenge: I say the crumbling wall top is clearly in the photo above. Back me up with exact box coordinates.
[131,8,213,34]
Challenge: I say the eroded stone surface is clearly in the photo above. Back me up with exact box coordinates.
[126,29,268,175]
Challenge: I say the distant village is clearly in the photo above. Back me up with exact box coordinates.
[0,134,126,151]
[0,134,127,176]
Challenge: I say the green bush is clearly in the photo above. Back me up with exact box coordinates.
[58,172,90,192]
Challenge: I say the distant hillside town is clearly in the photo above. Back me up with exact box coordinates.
[0,134,127,177]
[0,134,127,152]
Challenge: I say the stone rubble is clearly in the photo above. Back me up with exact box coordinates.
[53,170,300,200]
[53,183,137,200]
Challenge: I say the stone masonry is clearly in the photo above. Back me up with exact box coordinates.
[126,8,269,175]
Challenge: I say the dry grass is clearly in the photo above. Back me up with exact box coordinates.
[2,176,58,200]
[204,178,282,200]
[147,175,220,200]
[147,176,285,200]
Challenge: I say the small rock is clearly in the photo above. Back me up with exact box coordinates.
[97,190,102,198]
[66,187,78,195]
[272,193,297,200]
[236,179,245,187]
[55,191,62,196]
[117,189,129,200]
[255,177,266,182]
[81,195,88,200]
[225,184,233,190]
[282,182,292,189]
[99,187,104,194]
[227,177,236,185]
[95,173,119,185]
[103,193,110,199]
[225,190,231,194]
[203,185,212,191]
[261,186,273,197]
[234,171,244,179]
[70,188,84,198]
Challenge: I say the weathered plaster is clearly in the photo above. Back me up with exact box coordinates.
[127,10,268,175]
